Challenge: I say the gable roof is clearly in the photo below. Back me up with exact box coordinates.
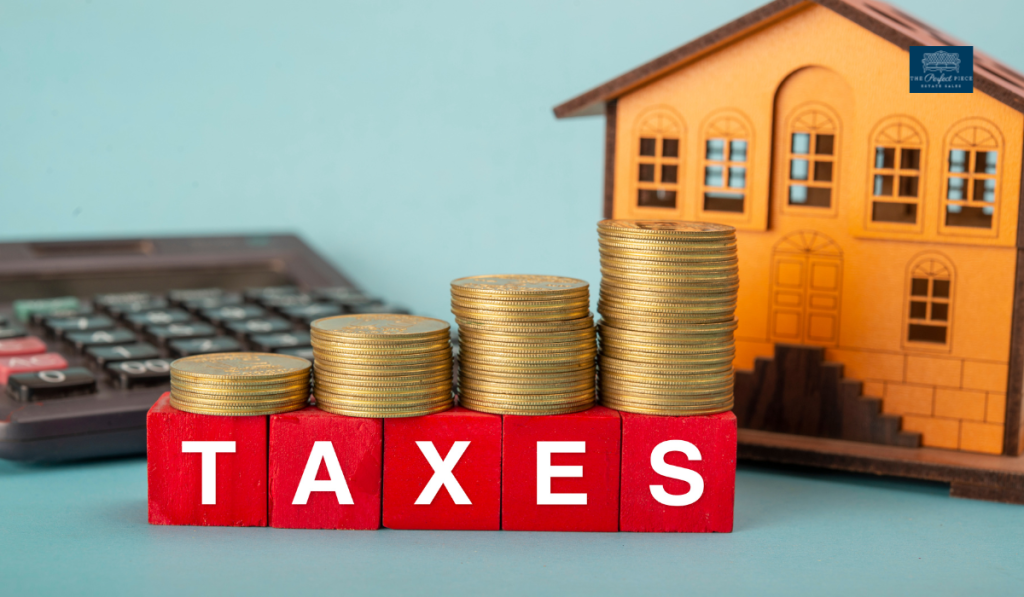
[553,0,1024,118]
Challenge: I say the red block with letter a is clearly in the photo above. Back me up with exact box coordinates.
[502,405,620,532]
[619,411,736,533]
[269,406,383,530]
[383,406,501,530]
[147,392,267,527]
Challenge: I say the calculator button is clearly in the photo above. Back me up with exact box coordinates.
[250,332,312,353]
[168,288,224,303]
[106,297,170,317]
[30,307,93,326]
[169,336,242,357]
[278,347,314,360]
[260,293,314,309]
[0,325,27,340]
[245,286,300,301]
[6,367,97,402]
[348,303,410,315]
[65,329,137,351]
[45,315,116,338]
[125,309,191,330]
[0,353,68,384]
[107,359,172,389]
[201,304,265,324]
[94,292,155,312]
[86,343,161,367]
[0,336,47,357]
[280,303,343,324]
[13,296,81,322]
[181,294,243,313]
[313,287,377,305]
[225,317,293,338]
[146,322,217,348]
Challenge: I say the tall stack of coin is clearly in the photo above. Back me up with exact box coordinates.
[170,352,311,416]
[452,275,596,416]
[597,220,737,416]
[310,314,454,418]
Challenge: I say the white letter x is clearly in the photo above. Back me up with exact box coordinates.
[414,441,471,505]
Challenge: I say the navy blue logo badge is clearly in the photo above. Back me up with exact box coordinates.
[909,46,973,93]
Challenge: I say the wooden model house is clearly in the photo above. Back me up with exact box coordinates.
[556,0,1024,486]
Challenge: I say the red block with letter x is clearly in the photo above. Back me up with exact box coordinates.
[502,405,620,532]
[383,406,501,530]
[619,411,736,533]
[269,406,383,530]
[147,392,267,527]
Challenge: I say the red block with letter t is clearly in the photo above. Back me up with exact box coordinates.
[502,405,620,532]
[269,406,383,530]
[619,411,736,533]
[147,392,268,527]
[383,406,501,530]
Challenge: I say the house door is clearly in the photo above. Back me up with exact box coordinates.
[770,231,843,346]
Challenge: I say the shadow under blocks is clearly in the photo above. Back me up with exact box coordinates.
[147,394,737,532]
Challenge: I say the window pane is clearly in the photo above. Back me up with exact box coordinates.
[814,161,833,182]
[730,140,748,162]
[933,279,950,298]
[947,177,966,200]
[973,178,996,202]
[638,164,655,182]
[704,166,723,187]
[791,133,810,154]
[639,138,657,157]
[662,138,679,158]
[975,150,997,174]
[790,159,809,181]
[901,148,921,170]
[661,164,678,184]
[705,139,725,161]
[789,185,808,204]
[704,192,745,213]
[805,187,831,207]
[816,134,834,155]
[875,147,895,169]
[949,149,968,173]
[874,175,893,196]
[637,189,676,208]
[728,167,746,189]
[872,201,917,223]
[946,205,993,228]
[898,176,919,197]
[909,301,927,318]
[908,323,947,343]
[931,303,949,322]
[911,278,929,296]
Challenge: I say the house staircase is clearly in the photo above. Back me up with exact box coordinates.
[734,344,921,447]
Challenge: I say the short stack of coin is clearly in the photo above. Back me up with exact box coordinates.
[310,314,454,418]
[170,352,311,416]
[597,220,737,416]
[452,274,596,416]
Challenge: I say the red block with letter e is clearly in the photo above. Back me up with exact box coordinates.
[619,411,736,533]
[383,406,501,530]
[147,392,268,527]
[269,406,383,530]
[502,405,620,532]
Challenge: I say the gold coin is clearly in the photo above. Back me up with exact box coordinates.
[170,397,308,416]
[314,381,451,398]
[170,381,309,397]
[455,315,594,333]
[459,367,594,384]
[451,274,589,298]
[459,399,593,416]
[314,393,453,408]
[451,297,590,310]
[170,392,309,408]
[170,352,311,381]
[314,368,451,384]
[598,219,734,234]
[458,378,593,395]
[597,240,737,254]
[312,345,452,362]
[311,314,449,340]
[313,360,452,377]
[315,400,453,419]
[598,397,733,416]
[452,307,591,323]
[308,338,450,354]
[458,343,596,358]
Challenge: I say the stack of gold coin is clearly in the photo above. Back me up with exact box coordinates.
[597,220,737,416]
[170,352,311,416]
[310,314,454,418]
[452,274,596,416]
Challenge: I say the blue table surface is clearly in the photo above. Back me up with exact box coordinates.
[2,456,1021,596]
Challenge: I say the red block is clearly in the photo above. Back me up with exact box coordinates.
[619,411,736,533]
[147,393,268,527]
[0,353,67,383]
[502,405,620,532]
[383,406,501,530]
[0,336,47,357]
[269,406,383,530]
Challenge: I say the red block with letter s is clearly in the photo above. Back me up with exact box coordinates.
[619,411,736,533]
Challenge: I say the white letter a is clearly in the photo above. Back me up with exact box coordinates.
[292,441,354,505]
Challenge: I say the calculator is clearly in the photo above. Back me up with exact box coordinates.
[0,234,407,462]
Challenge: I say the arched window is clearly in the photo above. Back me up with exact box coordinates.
[635,112,682,209]
[906,256,953,346]
[787,108,836,208]
[702,114,750,214]
[870,119,924,224]
[943,122,1001,229]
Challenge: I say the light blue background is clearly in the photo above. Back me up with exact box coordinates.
[2,1,1024,594]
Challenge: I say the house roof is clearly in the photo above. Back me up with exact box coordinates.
[553,0,1024,118]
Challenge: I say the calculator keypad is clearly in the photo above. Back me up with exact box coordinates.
[7,367,97,401]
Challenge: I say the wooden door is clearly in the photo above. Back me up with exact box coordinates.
[770,231,842,346]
